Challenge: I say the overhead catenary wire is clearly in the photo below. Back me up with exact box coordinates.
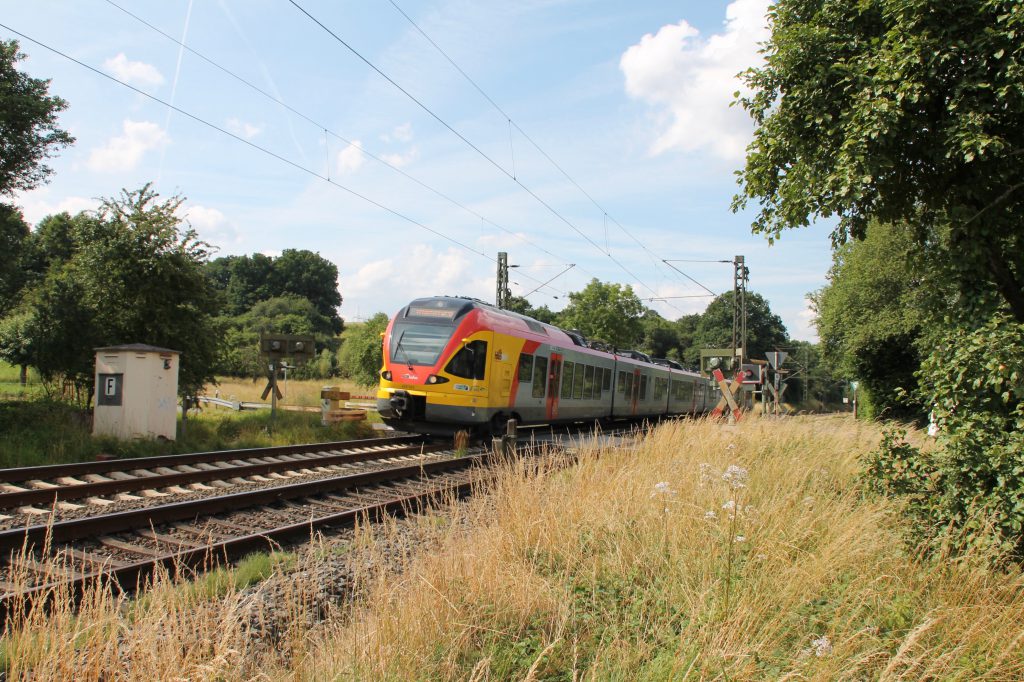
[101,0,578,298]
[289,0,681,312]
[383,0,697,302]
[0,24,518,275]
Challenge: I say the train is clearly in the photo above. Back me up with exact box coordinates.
[376,296,718,436]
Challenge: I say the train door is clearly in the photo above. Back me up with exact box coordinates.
[631,368,641,415]
[546,353,562,420]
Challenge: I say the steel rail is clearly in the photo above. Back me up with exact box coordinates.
[0,434,424,484]
[0,461,488,626]
[0,442,448,509]
[0,452,484,555]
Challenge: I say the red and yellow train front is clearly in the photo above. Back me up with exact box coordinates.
[377,297,504,435]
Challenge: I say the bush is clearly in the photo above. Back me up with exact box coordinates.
[864,314,1024,558]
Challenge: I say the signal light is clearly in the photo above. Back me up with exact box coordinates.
[381,370,392,381]
[426,375,449,385]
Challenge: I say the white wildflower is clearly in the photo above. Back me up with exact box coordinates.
[722,464,749,489]
[722,500,736,512]
[704,510,717,520]
[726,443,736,450]
[734,535,746,543]
[651,481,675,497]
[811,635,833,657]
[698,462,714,486]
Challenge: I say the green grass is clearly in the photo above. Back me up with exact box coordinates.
[0,399,378,469]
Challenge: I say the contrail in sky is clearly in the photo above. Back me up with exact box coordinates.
[158,0,195,184]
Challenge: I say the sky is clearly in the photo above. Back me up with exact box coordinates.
[2,0,833,340]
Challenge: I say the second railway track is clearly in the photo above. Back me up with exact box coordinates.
[0,434,446,525]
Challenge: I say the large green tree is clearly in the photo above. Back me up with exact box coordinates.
[558,279,644,348]
[688,291,789,366]
[733,0,1024,322]
[0,40,74,196]
[205,250,343,332]
[0,185,220,399]
[811,221,937,419]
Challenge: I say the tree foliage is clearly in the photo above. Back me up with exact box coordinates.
[338,313,389,387]
[812,221,935,419]
[734,0,1024,322]
[0,186,220,399]
[865,315,1024,558]
[0,204,30,313]
[688,291,789,366]
[557,279,644,348]
[205,250,343,333]
[0,40,74,196]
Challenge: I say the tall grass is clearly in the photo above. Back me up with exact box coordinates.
[288,416,1024,680]
[2,416,1022,680]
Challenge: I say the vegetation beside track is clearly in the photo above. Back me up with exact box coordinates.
[0,371,377,468]
[2,416,1022,680]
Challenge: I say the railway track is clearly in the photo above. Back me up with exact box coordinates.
[0,439,494,623]
[0,434,446,526]
[0,423,637,624]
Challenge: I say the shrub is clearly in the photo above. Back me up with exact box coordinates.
[865,314,1024,558]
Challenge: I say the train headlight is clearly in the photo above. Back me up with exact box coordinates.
[381,370,393,381]
[426,374,449,385]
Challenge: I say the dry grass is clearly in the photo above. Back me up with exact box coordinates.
[3,415,1023,680]
[205,376,370,407]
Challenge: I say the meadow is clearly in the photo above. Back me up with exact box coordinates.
[0,365,379,468]
[3,415,1022,680]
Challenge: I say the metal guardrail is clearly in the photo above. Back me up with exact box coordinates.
[196,396,378,412]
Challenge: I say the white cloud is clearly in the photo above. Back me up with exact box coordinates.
[336,141,365,174]
[182,204,240,246]
[379,147,418,168]
[87,120,169,172]
[343,246,475,300]
[620,0,771,160]
[381,123,413,143]
[788,300,819,342]
[14,191,96,227]
[103,53,165,88]
[225,118,262,140]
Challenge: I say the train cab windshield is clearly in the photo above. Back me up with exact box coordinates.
[390,324,452,366]
[389,297,475,367]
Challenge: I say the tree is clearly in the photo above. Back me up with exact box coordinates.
[733,0,1024,322]
[270,249,343,333]
[0,40,74,196]
[558,279,645,348]
[811,221,936,419]
[0,186,221,400]
[504,295,558,324]
[214,295,338,377]
[338,313,389,387]
[639,310,681,359]
[0,204,30,314]
[205,249,343,332]
[689,291,789,365]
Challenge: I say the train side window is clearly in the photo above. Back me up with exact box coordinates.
[617,371,627,395]
[561,362,575,399]
[445,340,487,380]
[640,374,648,400]
[654,377,666,400]
[624,372,633,397]
[583,365,595,399]
[573,365,585,399]
[602,368,612,392]
[518,353,534,383]
[532,357,547,398]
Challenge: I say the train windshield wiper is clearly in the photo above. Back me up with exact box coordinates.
[394,334,415,369]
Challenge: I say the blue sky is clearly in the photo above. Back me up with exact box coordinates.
[3,0,832,340]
